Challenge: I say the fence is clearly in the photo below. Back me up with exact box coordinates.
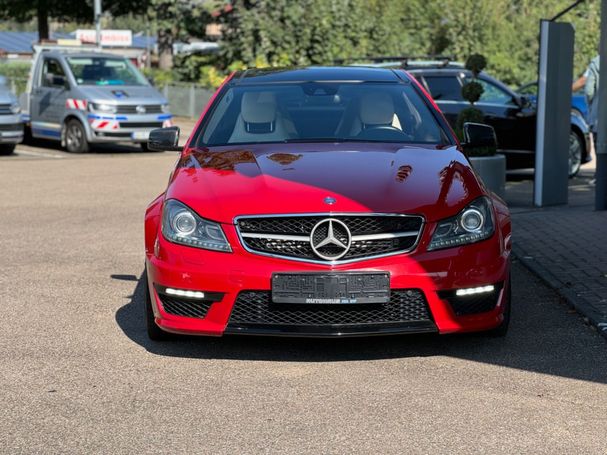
[2,77,214,119]
[161,83,215,118]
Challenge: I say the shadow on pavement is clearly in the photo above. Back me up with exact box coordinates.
[21,137,157,155]
[114,262,607,384]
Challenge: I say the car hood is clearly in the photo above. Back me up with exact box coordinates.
[166,142,485,224]
[0,88,17,104]
[78,85,167,105]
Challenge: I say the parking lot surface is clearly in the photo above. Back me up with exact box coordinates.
[1,144,606,454]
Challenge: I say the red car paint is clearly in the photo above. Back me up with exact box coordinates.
[144,67,511,337]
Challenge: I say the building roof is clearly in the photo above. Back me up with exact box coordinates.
[0,31,155,54]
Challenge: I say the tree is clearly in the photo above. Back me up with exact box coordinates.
[148,0,220,70]
[0,0,143,40]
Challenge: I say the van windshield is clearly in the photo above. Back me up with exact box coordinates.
[196,81,448,147]
[67,57,148,86]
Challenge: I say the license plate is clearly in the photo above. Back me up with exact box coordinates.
[131,131,149,140]
[272,272,390,304]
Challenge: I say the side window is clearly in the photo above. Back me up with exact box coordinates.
[41,59,66,87]
[423,76,463,101]
[468,78,514,104]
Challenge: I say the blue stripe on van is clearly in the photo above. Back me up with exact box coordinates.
[32,128,61,138]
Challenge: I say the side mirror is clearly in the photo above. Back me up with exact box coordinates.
[462,122,497,154]
[514,95,529,108]
[148,126,183,152]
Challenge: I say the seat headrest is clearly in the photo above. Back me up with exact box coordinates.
[241,92,277,124]
[360,92,394,125]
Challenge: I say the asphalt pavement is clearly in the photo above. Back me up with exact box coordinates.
[1,143,606,454]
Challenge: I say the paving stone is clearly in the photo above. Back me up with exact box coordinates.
[506,168,607,338]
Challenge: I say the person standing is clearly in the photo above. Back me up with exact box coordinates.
[585,55,600,142]
[585,55,600,184]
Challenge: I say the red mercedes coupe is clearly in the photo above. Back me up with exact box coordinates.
[143,67,511,339]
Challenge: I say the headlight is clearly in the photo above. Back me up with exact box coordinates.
[161,104,170,113]
[91,103,117,114]
[427,197,495,251]
[10,102,21,114]
[162,199,231,252]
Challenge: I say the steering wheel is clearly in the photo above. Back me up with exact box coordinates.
[356,124,413,141]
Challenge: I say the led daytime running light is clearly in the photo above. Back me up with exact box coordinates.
[165,288,206,299]
[455,285,495,296]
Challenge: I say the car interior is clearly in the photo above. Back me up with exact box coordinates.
[200,82,446,146]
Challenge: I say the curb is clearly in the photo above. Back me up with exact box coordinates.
[513,244,607,340]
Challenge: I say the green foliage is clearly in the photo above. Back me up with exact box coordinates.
[461,81,484,104]
[456,107,484,136]
[217,0,602,88]
[142,67,174,86]
[0,61,31,95]
[465,54,487,76]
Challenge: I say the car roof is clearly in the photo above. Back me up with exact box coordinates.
[42,50,127,60]
[233,66,406,84]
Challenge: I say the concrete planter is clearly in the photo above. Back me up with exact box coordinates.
[469,154,506,199]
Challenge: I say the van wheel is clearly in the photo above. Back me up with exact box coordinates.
[65,119,89,153]
[0,144,15,155]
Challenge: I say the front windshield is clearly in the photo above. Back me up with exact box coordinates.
[196,81,448,147]
[67,57,148,86]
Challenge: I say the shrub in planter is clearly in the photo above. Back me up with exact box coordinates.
[456,53,493,157]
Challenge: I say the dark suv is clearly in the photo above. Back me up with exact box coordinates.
[399,61,591,177]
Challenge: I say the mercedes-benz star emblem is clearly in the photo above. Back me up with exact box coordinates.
[310,218,352,261]
[136,105,146,114]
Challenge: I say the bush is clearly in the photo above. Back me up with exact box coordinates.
[456,107,484,139]
[142,67,174,86]
[464,54,487,76]
[0,61,32,95]
[461,81,483,104]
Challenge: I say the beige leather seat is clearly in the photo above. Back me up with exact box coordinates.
[229,92,290,143]
[359,91,396,128]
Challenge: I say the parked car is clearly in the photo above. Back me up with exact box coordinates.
[0,75,24,155]
[518,81,588,119]
[20,45,173,153]
[143,66,512,340]
[405,63,591,177]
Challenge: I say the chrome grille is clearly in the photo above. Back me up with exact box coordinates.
[115,105,163,114]
[236,214,424,263]
[0,104,13,114]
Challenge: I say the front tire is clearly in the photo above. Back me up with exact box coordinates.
[143,269,174,341]
[568,131,583,178]
[65,119,89,153]
[0,144,15,155]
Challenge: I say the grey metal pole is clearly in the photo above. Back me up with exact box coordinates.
[595,0,607,209]
[94,0,102,48]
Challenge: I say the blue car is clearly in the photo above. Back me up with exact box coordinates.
[518,81,588,119]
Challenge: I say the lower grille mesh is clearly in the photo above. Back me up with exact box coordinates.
[228,289,432,326]
[159,295,213,319]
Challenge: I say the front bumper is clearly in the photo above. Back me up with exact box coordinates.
[0,116,24,144]
[86,113,172,143]
[145,222,510,337]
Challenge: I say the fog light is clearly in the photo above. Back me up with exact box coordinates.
[455,285,495,296]
[165,288,206,299]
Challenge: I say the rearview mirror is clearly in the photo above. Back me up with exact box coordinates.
[462,122,497,154]
[148,126,183,152]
